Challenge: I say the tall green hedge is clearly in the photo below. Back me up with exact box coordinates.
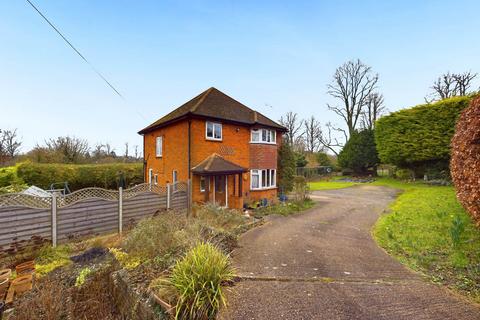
[16,162,144,191]
[375,96,472,175]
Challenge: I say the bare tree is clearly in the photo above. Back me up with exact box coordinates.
[124,142,129,159]
[453,71,477,96]
[428,71,477,101]
[318,122,344,156]
[0,130,7,164]
[430,72,458,100]
[327,59,379,138]
[45,136,89,163]
[303,116,322,153]
[361,93,386,130]
[134,145,139,159]
[279,112,303,146]
[0,129,22,163]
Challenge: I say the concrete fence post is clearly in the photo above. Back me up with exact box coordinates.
[167,183,171,209]
[51,193,57,248]
[118,187,123,234]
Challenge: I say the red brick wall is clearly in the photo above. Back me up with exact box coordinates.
[143,118,283,208]
[143,120,189,185]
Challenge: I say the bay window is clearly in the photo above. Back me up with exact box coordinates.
[251,128,276,144]
[250,169,276,190]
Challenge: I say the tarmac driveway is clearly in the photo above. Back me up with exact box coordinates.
[219,185,480,320]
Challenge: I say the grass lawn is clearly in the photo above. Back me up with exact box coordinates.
[308,180,359,191]
[372,178,480,303]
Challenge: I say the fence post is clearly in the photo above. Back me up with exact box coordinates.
[118,187,123,234]
[167,183,171,209]
[51,193,57,248]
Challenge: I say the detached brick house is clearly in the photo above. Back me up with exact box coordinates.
[138,87,287,209]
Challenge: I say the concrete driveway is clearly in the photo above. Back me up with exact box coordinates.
[219,185,480,320]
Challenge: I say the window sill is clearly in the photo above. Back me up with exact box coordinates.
[250,141,277,145]
[206,138,223,142]
[250,186,277,191]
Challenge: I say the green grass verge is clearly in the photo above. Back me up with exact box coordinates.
[254,199,315,218]
[308,180,358,191]
[372,178,480,303]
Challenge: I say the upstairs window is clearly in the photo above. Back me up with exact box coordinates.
[156,136,163,157]
[206,122,222,141]
[251,128,276,144]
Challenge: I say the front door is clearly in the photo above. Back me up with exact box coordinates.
[214,175,226,206]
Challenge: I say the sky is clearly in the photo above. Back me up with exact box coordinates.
[1,0,480,155]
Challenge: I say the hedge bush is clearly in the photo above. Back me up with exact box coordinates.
[375,96,472,176]
[16,162,143,191]
[451,96,480,225]
[338,129,379,174]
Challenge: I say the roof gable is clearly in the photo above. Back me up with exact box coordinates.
[138,87,286,134]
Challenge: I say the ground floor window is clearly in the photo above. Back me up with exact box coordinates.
[250,169,276,190]
[200,176,206,192]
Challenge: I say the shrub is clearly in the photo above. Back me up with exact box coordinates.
[193,203,246,231]
[277,142,296,193]
[451,96,480,225]
[16,161,143,190]
[122,212,193,261]
[316,152,332,167]
[75,267,93,287]
[394,168,414,180]
[292,175,308,201]
[153,243,234,320]
[294,152,308,167]
[375,96,471,176]
[0,166,22,187]
[338,129,379,174]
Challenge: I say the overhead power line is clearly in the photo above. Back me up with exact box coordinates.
[25,0,124,99]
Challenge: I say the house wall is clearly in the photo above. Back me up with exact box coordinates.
[143,120,189,185]
[143,118,282,208]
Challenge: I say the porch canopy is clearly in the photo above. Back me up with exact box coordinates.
[191,153,247,176]
[191,154,247,206]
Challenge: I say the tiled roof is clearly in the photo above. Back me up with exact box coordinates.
[191,153,247,175]
[138,87,286,134]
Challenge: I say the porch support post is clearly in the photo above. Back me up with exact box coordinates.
[212,175,216,204]
[204,175,209,202]
[238,173,243,197]
[225,175,228,208]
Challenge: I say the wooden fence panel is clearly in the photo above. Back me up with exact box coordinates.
[0,181,189,253]
[123,192,167,226]
[57,198,118,242]
[171,191,187,209]
[0,206,51,252]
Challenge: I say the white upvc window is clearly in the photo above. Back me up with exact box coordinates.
[206,121,222,141]
[148,168,153,184]
[250,169,276,190]
[200,176,206,192]
[156,136,163,157]
[251,128,276,144]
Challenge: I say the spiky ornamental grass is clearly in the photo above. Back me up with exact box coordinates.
[157,243,235,320]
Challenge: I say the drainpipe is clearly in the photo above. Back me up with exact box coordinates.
[142,135,146,183]
[187,120,192,216]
